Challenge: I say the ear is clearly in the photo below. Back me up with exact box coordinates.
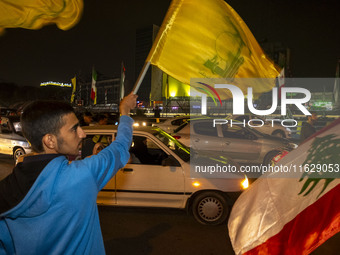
[42,134,58,153]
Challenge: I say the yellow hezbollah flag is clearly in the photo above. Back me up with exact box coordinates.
[0,0,83,35]
[146,0,280,100]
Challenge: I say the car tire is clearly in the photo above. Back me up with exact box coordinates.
[192,191,229,225]
[13,147,25,161]
[263,150,280,166]
[272,130,285,138]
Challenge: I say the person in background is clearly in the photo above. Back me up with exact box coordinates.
[300,112,318,143]
[153,106,161,118]
[96,114,109,125]
[91,114,110,147]
[0,93,137,255]
[79,111,93,126]
[130,136,157,165]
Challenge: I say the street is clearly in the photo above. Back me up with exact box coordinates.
[0,155,338,254]
[99,206,234,255]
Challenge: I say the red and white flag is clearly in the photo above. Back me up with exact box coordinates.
[228,118,340,255]
[91,67,97,104]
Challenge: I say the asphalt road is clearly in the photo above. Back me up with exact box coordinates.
[0,154,338,254]
[99,206,234,255]
[98,205,339,255]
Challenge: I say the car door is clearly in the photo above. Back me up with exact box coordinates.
[190,120,224,153]
[113,134,185,208]
[221,124,261,163]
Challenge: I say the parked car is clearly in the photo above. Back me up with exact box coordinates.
[172,118,298,165]
[132,116,167,128]
[152,115,190,133]
[80,125,249,225]
[230,114,292,138]
[0,115,32,160]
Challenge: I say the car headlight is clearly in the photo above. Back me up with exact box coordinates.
[192,181,201,188]
[240,175,249,190]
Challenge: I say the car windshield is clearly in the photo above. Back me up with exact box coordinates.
[153,129,190,162]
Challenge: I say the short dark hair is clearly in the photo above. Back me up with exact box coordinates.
[21,101,75,152]
[98,114,108,121]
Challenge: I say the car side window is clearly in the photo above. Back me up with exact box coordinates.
[81,134,113,158]
[193,122,218,136]
[222,125,251,140]
[235,115,250,122]
[129,135,167,165]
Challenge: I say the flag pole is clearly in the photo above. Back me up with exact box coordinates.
[133,61,151,94]
[120,61,125,100]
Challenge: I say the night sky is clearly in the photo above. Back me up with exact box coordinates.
[0,0,339,90]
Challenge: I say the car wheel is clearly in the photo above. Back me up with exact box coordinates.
[263,150,280,166]
[192,191,229,225]
[13,147,25,161]
[272,130,285,138]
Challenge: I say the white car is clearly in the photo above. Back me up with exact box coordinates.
[81,125,249,225]
[230,114,291,138]
[0,115,32,161]
[152,116,190,133]
[172,119,297,165]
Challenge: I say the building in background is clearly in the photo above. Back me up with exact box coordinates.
[75,75,121,112]
[135,25,161,104]
[261,41,291,74]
